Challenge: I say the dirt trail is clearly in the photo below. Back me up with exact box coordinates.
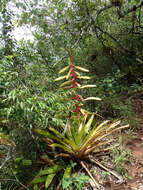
[110,98,143,190]
[98,98,143,190]
[124,98,143,190]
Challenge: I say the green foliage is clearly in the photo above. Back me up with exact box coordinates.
[31,160,76,189]
[31,165,63,188]
[0,56,72,130]
[101,171,111,179]
[88,72,137,127]
[62,173,89,190]
[0,132,15,146]
[0,52,73,189]
[111,146,132,177]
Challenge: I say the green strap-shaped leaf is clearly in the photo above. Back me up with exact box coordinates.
[34,129,51,137]
[33,184,38,190]
[31,176,47,184]
[77,122,86,148]
[63,165,72,179]
[49,128,77,150]
[50,143,73,154]
[22,159,32,166]
[85,114,94,133]
[39,165,64,176]
[81,121,110,150]
[34,128,62,143]
[45,173,56,188]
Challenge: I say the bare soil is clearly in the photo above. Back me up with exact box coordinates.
[106,98,143,190]
[86,97,143,190]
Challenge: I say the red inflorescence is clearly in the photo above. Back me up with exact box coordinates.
[66,49,82,115]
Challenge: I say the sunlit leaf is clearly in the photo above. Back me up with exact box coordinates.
[63,165,72,179]
[60,80,72,87]
[0,133,16,146]
[45,173,56,188]
[22,159,32,166]
[55,75,67,81]
[78,76,91,80]
[34,129,51,138]
[66,68,72,80]
[80,85,96,89]
[83,97,101,101]
[75,66,89,72]
[50,143,73,153]
[31,176,47,184]
[39,165,63,176]
[59,66,70,74]
[85,114,94,133]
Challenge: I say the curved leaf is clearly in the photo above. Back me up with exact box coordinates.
[60,80,72,87]
[31,176,47,184]
[63,165,72,179]
[83,97,101,101]
[75,66,89,72]
[59,66,69,74]
[45,173,56,188]
[39,165,64,176]
[78,76,91,80]
[66,68,72,80]
[80,85,96,89]
[55,75,66,81]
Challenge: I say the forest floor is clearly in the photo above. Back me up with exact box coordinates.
[124,98,143,190]
[85,97,143,190]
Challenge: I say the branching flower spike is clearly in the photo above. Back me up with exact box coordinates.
[55,49,100,115]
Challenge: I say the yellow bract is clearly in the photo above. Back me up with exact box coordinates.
[78,76,91,80]
[55,75,67,81]
[60,80,73,87]
[80,85,96,89]
[75,66,89,72]
[58,65,70,74]
[83,97,101,101]
[66,68,72,80]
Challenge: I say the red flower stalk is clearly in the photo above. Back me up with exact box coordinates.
[65,49,82,115]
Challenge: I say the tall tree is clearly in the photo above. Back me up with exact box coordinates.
[0,0,15,57]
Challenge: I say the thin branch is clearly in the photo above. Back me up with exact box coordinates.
[84,0,131,53]
[23,0,32,11]
[118,1,143,19]
[10,168,30,190]
[0,147,11,169]
[88,155,125,184]
[138,6,142,26]
[95,25,130,52]
[80,161,100,190]
[95,4,114,23]
[0,178,17,182]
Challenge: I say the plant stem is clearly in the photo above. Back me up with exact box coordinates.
[80,161,100,190]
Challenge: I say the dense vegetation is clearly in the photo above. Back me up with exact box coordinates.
[0,0,143,189]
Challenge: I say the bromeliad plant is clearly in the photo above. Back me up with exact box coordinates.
[33,50,129,189]
[35,115,128,159]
